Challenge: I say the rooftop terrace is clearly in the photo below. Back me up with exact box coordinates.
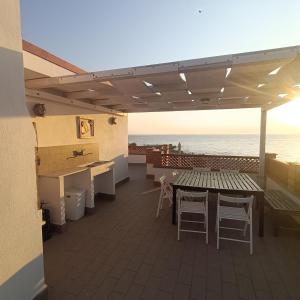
[44,164,300,300]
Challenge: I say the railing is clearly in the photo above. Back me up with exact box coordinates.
[159,153,260,173]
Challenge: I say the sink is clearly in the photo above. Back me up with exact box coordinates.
[86,161,110,168]
[79,161,111,168]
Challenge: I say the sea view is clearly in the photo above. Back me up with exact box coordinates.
[129,134,300,163]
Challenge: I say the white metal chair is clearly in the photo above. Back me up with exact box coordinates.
[168,169,180,183]
[219,169,239,173]
[177,189,209,243]
[156,176,172,218]
[216,193,254,254]
[193,167,211,172]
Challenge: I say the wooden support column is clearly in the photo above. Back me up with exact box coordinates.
[259,108,267,180]
[258,108,267,237]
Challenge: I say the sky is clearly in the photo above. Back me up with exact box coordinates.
[21,0,300,135]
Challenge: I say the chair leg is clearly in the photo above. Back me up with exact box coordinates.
[177,213,181,241]
[216,216,220,250]
[215,216,217,232]
[205,214,208,244]
[243,221,248,236]
[250,214,253,255]
[156,194,162,218]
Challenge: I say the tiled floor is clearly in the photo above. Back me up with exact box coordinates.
[44,164,300,300]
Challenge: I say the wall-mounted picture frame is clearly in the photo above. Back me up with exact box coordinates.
[76,117,95,139]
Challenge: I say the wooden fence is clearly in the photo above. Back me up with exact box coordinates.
[160,153,260,173]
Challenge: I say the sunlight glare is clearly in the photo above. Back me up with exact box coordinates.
[270,98,300,127]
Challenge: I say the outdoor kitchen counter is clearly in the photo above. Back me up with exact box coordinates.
[38,166,88,178]
[38,161,115,178]
[38,161,115,228]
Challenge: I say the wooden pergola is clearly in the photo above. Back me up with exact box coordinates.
[25,45,300,179]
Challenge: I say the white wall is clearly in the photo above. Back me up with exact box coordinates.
[0,1,45,299]
[23,50,75,77]
[27,97,129,183]
[128,154,146,164]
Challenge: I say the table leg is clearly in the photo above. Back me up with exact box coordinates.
[172,186,177,224]
[258,192,264,237]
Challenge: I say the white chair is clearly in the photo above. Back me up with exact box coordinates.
[169,170,180,183]
[193,167,211,172]
[219,169,239,173]
[177,189,209,243]
[156,176,172,218]
[216,193,254,254]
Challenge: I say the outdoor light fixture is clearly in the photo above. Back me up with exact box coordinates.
[225,68,231,78]
[268,66,281,76]
[191,99,195,102]
[108,116,117,125]
[220,87,225,93]
[187,90,192,95]
[167,101,172,104]
[257,83,266,88]
[32,103,46,117]
[155,92,162,96]
[179,73,186,82]
[143,81,153,87]
[131,96,140,99]
[88,89,95,92]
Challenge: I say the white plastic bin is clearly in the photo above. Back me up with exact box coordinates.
[65,188,86,221]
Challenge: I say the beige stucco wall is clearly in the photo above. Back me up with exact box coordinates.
[27,97,129,183]
[23,37,129,184]
[0,1,45,299]
[23,50,75,77]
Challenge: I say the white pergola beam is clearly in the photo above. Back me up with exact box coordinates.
[25,45,300,90]
[25,89,123,116]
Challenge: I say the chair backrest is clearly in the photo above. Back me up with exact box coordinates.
[177,189,208,204]
[172,170,180,177]
[159,175,172,196]
[218,193,253,206]
[219,168,239,173]
[159,175,167,184]
[193,167,211,172]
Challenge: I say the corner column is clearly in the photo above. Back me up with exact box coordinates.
[259,108,267,181]
[258,108,267,237]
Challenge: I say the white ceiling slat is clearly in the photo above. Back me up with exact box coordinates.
[186,68,226,90]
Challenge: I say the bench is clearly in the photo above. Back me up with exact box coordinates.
[265,190,300,236]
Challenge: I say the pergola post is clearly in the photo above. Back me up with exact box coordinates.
[259,108,267,184]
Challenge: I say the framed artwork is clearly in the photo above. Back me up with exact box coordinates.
[77,117,95,139]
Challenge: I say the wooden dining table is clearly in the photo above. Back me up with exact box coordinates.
[172,170,265,237]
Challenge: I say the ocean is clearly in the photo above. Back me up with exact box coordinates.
[128,134,300,163]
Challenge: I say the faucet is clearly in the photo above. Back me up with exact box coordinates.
[67,149,92,159]
[73,149,84,157]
